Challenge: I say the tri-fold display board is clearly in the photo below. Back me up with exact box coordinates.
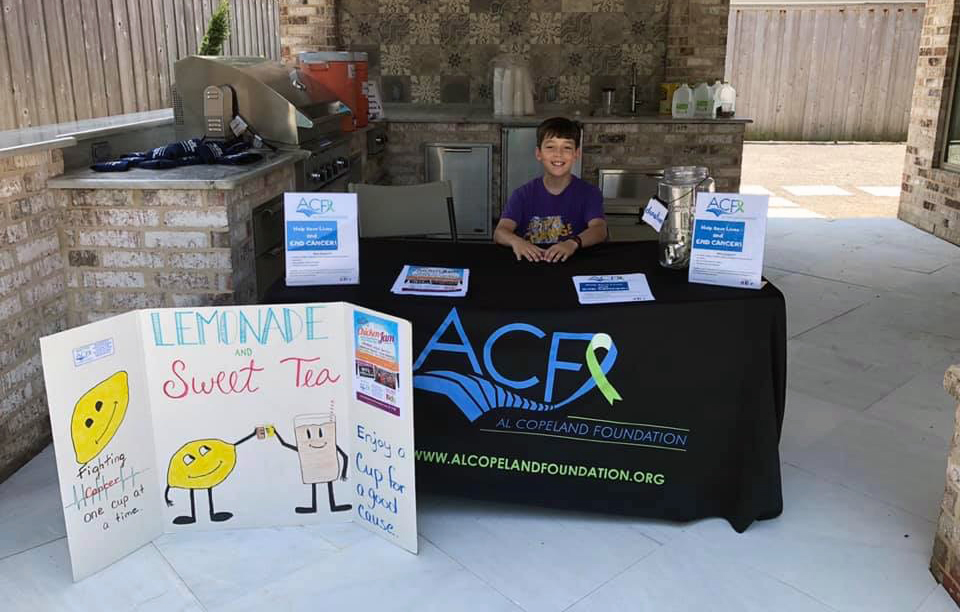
[40,302,416,581]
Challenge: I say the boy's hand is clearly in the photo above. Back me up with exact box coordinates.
[513,240,545,262]
[544,239,578,262]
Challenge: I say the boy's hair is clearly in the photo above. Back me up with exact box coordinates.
[536,117,581,149]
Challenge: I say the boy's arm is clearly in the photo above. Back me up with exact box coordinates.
[494,218,545,262]
[542,218,608,262]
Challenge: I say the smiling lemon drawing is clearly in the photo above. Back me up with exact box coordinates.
[70,371,129,464]
[164,432,257,525]
[167,439,237,490]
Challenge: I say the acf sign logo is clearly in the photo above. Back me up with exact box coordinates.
[412,308,622,422]
[705,196,744,217]
[296,197,335,217]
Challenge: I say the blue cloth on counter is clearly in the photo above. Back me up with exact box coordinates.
[138,159,179,170]
[90,138,264,172]
[220,152,263,165]
[90,160,131,172]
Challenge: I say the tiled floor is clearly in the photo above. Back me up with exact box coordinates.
[3,216,960,611]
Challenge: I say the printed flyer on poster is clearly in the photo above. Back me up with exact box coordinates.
[390,265,469,297]
[284,193,359,286]
[39,302,416,581]
[353,312,403,416]
[689,192,769,289]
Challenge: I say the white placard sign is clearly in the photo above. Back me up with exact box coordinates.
[642,198,667,233]
[40,302,417,581]
[284,193,359,286]
[689,192,769,289]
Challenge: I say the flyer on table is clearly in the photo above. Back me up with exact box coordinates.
[284,193,359,286]
[689,192,769,289]
[572,273,655,304]
[390,265,469,297]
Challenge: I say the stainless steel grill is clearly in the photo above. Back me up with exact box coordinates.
[173,55,353,192]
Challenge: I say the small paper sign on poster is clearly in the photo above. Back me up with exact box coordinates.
[689,192,769,289]
[284,193,359,286]
[40,302,417,581]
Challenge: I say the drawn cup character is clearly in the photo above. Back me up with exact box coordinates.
[275,413,351,513]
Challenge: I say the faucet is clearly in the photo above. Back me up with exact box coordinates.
[630,63,638,114]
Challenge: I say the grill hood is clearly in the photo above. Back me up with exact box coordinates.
[173,55,346,146]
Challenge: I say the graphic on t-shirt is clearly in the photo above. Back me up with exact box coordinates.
[524,215,572,244]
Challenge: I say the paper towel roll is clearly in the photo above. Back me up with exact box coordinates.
[502,66,514,116]
[493,66,503,115]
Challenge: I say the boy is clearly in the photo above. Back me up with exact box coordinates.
[494,117,607,262]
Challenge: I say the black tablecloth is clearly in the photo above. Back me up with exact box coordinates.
[264,240,787,531]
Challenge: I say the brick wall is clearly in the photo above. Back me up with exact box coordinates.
[898,0,960,246]
[58,164,295,325]
[0,150,67,482]
[279,0,339,63]
[384,120,744,215]
[581,122,744,193]
[933,365,960,606]
[666,0,729,85]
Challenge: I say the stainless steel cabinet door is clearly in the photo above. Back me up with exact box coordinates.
[425,143,493,240]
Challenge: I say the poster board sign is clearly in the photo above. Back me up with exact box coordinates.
[284,193,359,286]
[689,192,769,289]
[40,302,416,581]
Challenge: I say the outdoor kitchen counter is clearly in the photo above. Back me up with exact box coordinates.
[382,104,752,125]
[48,149,309,190]
[0,109,174,158]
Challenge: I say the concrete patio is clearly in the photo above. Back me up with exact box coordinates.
[2,145,959,611]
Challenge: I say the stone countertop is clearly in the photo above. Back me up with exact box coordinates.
[0,109,174,158]
[48,149,309,191]
[381,104,752,126]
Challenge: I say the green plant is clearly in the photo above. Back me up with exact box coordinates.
[199,0,231,55]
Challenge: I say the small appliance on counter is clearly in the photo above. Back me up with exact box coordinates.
[297,51,370,132]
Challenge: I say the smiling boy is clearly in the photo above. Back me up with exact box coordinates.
[494,117,607,262]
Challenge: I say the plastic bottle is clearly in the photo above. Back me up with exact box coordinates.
[693,82,714,118]
[710,80,722,115]
[671,83,693,119]
[717,82,737,118]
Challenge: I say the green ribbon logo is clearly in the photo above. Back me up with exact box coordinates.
[586,333,622,405]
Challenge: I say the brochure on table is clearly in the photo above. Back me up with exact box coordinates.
[572,274,655,304]
[391,265,469,297]
[40,302,416,581]
[284,193,359,286]
[689,192,769,289]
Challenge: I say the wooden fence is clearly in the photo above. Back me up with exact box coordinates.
[0,0,280,131]
[726,3,924,141]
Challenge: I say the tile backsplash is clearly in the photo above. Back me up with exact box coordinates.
[340,0,669,111]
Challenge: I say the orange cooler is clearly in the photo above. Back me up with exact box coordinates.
[352,52,369,128]
[298,51,359,132]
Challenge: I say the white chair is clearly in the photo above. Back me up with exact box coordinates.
[348,181,458,241]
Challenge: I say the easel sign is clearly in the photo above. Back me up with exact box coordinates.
[40,302,416,581]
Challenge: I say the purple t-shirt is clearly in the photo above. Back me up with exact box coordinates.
[502,176,604,245]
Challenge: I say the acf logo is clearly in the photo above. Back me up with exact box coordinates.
[412,308,622,422]
[296,197,335,217]
[705,196,744,217]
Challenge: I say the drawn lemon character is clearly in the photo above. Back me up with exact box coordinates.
[70,371,129,464]
[164,430,256,525]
